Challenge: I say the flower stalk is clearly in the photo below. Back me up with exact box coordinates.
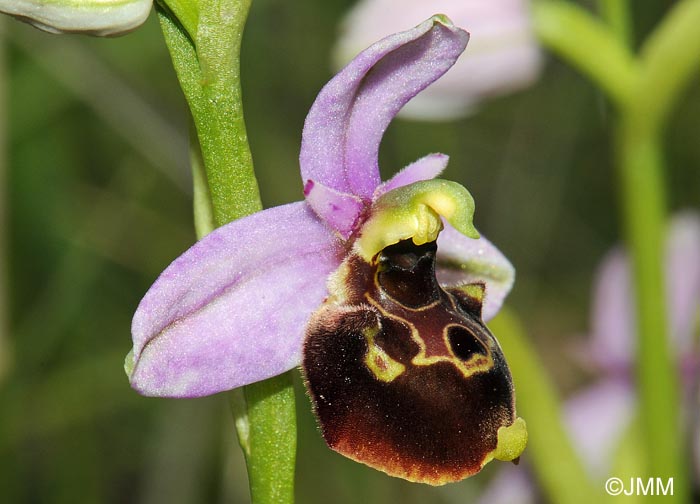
[159,1,296,503]
[157,0,261,224]
[611,2,700,496]
[597,0,632,48]
[532,1,637,108]
[613,120,675,481]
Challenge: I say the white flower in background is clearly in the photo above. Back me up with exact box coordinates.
[0,0,151,36]
[333,0,542,120]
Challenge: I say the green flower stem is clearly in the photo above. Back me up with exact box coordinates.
[241,374,296,504]
[615,3,700,498]
[535,1,700,500]
[635,0,700,135]
[532,1,637,108]
[157,0,261,224]
[613,122,681,488]
[159,2,296,503]
[160,0,199,39]
[190,127,216,237]
[489,309,602,504]
[597,0,632,47]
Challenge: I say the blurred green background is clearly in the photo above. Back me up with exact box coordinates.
[0,1,698,503]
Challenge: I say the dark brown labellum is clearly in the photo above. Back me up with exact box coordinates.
[302,240,519,485]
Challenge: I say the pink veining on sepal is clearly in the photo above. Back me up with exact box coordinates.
[304,180,365,239]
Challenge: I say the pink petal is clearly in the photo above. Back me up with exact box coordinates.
[129,202,344,397]
[373,153,449,198]
[300,16,468,199]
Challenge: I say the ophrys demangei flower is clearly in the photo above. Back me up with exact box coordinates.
[126,15,527,485]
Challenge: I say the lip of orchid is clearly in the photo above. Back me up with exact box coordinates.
[303,211,524,483]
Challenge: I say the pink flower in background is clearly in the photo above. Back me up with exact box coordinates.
[477,212,700,503]
[333,0,542,120]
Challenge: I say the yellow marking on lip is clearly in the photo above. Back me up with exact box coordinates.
[440,322,493,375]
[364,294,494,379]
[454,282,486,304]
[324,260,353,304]
[411,322,493,378]
[362,326,406,382]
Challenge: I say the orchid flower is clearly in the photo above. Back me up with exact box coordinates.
[477,212,700,503]
[333,0,542,120]
[126,15,526,485]
[0,0,151,35]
